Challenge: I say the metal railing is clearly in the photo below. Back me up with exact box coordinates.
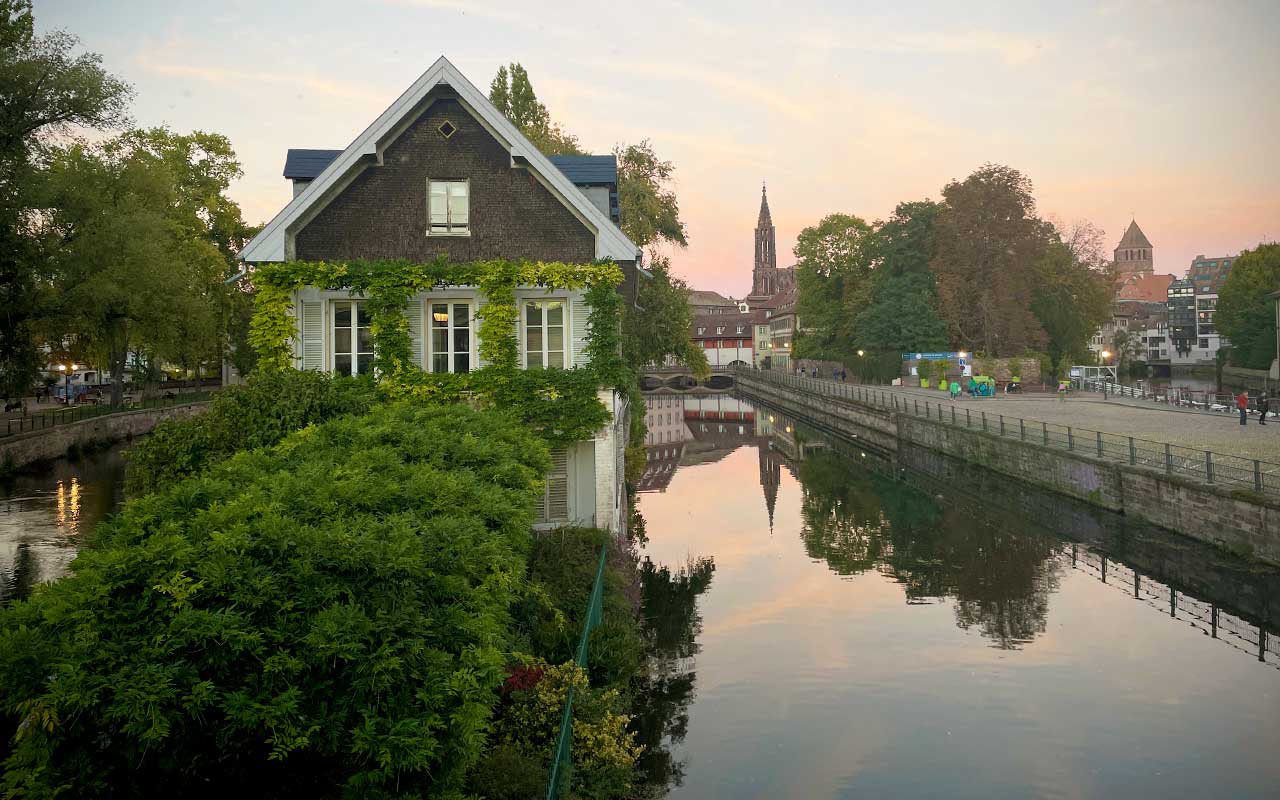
[545,541,608,800]
[736,367,1280,499]
[1076,378,1271,415]
[1,391,215,439]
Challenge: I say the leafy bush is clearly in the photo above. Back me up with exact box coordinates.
[125,369,377,495]
[0,403,549,798]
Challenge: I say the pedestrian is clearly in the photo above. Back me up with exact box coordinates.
[1057,380,1068,403]
[1257,392,1269,425]
[949,380,960,401]
[1235,389,1249,426]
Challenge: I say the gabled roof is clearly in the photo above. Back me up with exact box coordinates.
[283,149,342,180]
[1117,220,1152,249]
[241,56,639,263]
[689,289,737,307]
[547,155,616,185]
[1116,272,1175,302]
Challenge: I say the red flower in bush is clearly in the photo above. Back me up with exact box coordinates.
[502,664,545,694]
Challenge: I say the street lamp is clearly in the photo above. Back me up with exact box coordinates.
[1100,351,1112,398]
[857,349,865,357]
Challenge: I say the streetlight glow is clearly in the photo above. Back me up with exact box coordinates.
[1101,350,1112,361]
[857,349,864,357]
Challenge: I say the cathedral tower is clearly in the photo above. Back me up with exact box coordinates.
[749,183,793,299]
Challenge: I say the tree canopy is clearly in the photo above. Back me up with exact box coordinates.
[624,256,709,378]
[488,63,583,157]
[793,213,874,359]
[0,0,132,398]
[1216,243,1280,370]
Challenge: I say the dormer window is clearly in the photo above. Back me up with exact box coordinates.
[428,179,469,235]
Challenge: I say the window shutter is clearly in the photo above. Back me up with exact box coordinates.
[475,299,489,367]
[571,294,590,368]
[406,299,424,368]
[537,448,570,523]
[301,300,324,371]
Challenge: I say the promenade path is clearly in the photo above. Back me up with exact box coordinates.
[796,377,1280,463]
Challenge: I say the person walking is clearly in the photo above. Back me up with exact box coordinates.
[949,380,960,401]
[1259,392,1270,425]
[1235,390,1249,426]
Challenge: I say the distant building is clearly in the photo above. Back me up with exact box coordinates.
[1113,220,1154,275]
[745,184,795,304]
[691,310,762,367]
[689,290,740,315]
[1167,279,1197,357]
[1187,254,1236,294]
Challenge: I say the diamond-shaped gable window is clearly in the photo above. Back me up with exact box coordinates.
[437,120,457,139]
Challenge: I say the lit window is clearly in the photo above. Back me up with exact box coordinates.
[428,179,469,235]
[430,302,471,373]
[332,300,373,376]
[525,300,566,369]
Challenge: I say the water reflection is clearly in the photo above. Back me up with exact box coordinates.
[634,390,1280,798]
[0,443,129,602]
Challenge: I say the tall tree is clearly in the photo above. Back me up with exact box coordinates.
[615,140,687,249]
[0,0,131,398]
[1029,239,1113,371]
[36,138,225,406]
[931,164,1051,356]
[487,62,582,156]
[1216,243,1280,370]
[624,256,709,377]
[853,201,948,354]
[793,213,874,359]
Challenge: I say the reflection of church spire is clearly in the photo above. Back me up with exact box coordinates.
[759,444,780,532]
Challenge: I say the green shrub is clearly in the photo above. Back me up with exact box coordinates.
[0,403,549,798]
[125,369,377,495]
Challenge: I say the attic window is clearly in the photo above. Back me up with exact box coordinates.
[437,120,457,139]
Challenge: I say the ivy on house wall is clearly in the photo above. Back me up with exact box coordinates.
[248,258,628,446]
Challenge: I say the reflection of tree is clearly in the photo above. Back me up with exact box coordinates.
[795,450,1060,650]
[628,552,715,798]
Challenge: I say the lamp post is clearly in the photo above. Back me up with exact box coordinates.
[1100,351,1112,399]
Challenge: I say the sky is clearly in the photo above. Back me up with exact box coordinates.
[36,0,1280,297]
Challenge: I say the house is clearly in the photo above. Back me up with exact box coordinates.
[689,289,740,315]
[691,309,763,367]
[239,56,642,533]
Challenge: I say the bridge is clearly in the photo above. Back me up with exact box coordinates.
[639,364,743,391]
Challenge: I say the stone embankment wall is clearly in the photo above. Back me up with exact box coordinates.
[736,372,1280,564]
[0,403,209,471]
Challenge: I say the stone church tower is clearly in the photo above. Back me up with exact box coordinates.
[749,183,794,300]
[1113,220,1154,275]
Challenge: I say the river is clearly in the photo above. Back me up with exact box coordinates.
[631,390,1280,799]
[0,440,130,603]
[3,403,1278,797]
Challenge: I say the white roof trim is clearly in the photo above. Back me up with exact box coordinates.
[240,56,639,264]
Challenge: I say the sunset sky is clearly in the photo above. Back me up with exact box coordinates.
[37,0,1280,296]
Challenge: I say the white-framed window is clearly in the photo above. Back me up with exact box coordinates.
[716,326,725,335]
[429,301,472,373]
[524,299,566,369]
[428,179,469,235]
[332,300,374,376]
[696,327,705,335]
[736,325,744,334]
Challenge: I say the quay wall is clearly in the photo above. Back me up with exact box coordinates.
[736,372,1280,564]
[0,403,210,472]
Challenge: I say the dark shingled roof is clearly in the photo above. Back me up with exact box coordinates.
[283,149,342,180]
[547,155,617,185]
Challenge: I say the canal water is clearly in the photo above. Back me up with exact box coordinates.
[632,391,1280,799]
[0,440,130,603]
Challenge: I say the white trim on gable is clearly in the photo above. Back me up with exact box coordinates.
[240,56,639,264]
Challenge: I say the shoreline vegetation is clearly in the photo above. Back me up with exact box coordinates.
[0,369,691,799]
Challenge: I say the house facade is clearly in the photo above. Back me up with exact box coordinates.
[691,310,762,368]
[240,57,641,533]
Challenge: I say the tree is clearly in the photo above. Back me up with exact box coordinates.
[1216,243,1280,370]
[1030,240,1113,372]
[615,140,687,249]
[793,213,874,359]
[1111,328,1143,375]
[0,0,131,398]
[853,201,948,354]
[931,164,1051,356]
[624,256,709,378]
[488,62,583,156]
[35,137,226,406]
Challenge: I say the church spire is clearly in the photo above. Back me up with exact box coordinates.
[752,181,777,296]
[758,182,772,227]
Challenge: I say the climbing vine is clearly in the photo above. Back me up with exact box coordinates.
[248,258,627,445]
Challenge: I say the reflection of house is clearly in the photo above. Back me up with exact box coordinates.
[240,57,641,532]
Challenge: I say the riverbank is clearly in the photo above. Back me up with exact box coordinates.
[737,369,1280,564]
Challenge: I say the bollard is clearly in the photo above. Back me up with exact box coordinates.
[1129,437,1136,465]
[1205,451,1214,483]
